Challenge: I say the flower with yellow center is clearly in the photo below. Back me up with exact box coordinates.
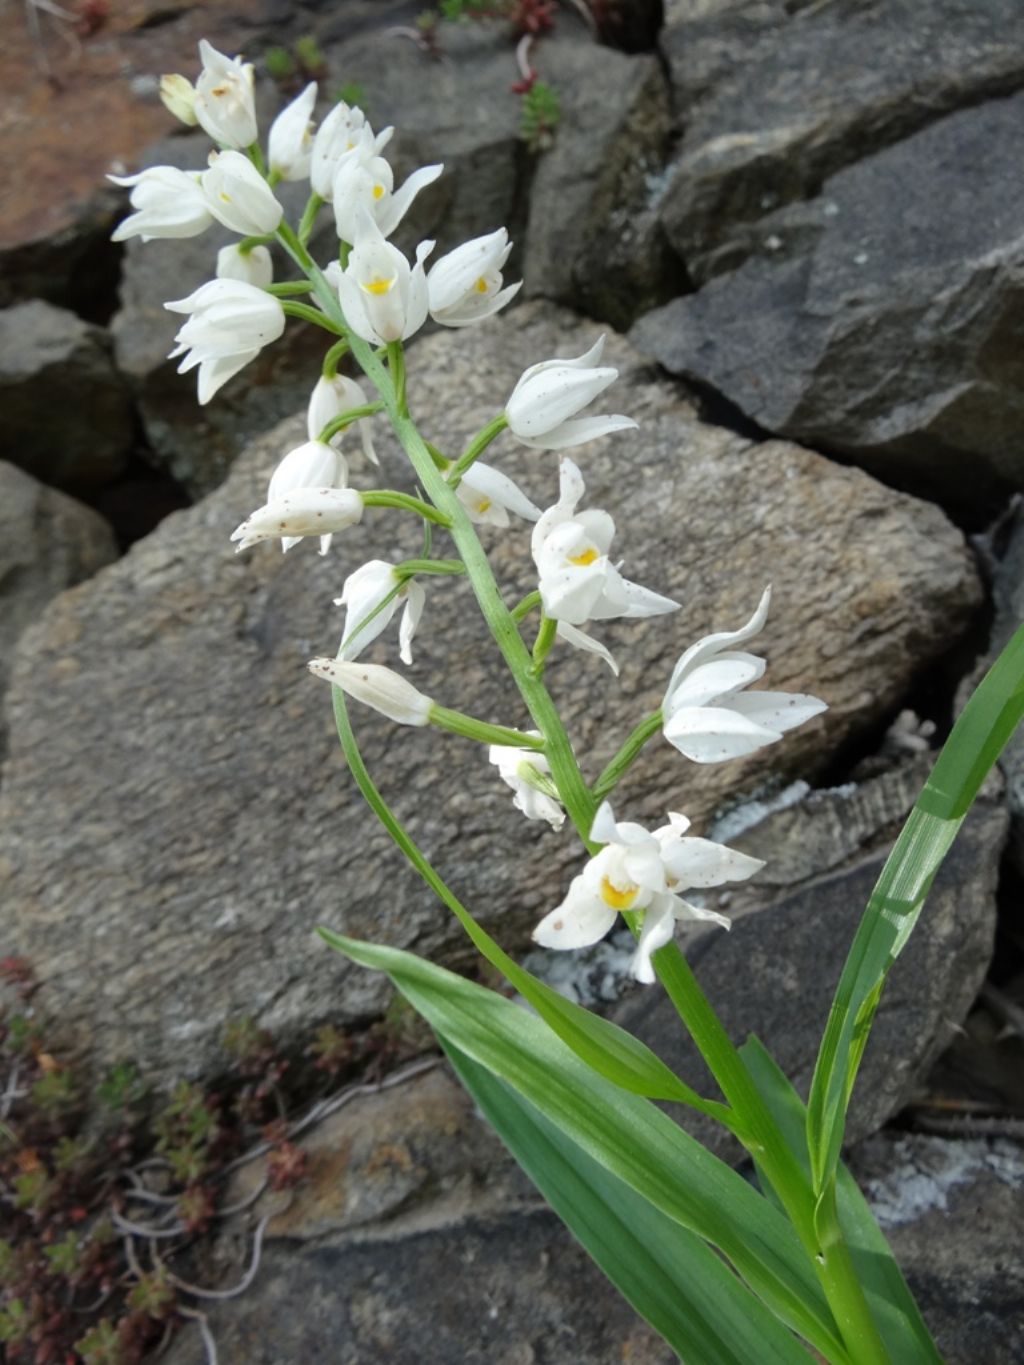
[200,150,282,237]
[332,125,442,244]
[335,209,433,346]
[530,457,679,626]
[426,228,521,328]
[533,802,759,983]
[192,40,257,150]
[455,461,540,528]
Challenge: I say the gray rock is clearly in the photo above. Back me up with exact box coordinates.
[632,92,1024,514]
[110,134,332,500]
[0,302,983,1087]
[0,461,119,751]
[0,300,135,490]
[658,0,1024,284]
[161,1066,675,1365]
[525,35,682,329]
[850,1131,1024,1365]
[613,757,1007,1160]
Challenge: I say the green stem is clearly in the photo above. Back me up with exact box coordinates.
[238,233,273,253]
[317,403,386,445]
[429,706,545,750]
[297,192,324,247]
[322,339,349,379]
[247,142,268,176]
[265,281,318,297]
[387,340,409,417]
[510,591,541,624]
[531,616,557,675]
[282,301,345,333]
[361,490,451,527]
[398,558,465,578]
[449,414,509,485]
[592,711,663,803]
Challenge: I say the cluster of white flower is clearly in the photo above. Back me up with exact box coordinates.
[117,42,827,984]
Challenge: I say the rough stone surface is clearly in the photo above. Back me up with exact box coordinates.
[0,461,118,748]
[850,1131,1024,1365]
[633,91,1024,515]
[0,300,135,489]
[0,302,983,1087]
[161,1065,675,1365]
[612,756,1007,1159]
[525,35,682,329]
[658,0,1024,284]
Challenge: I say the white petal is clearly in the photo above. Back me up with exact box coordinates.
[398,583,425,665]
[631,899,677,984]
[554,621,619,676]
[461,462,541,522]
[664,705,784,763]
[726,690,828,733]
[515,414,637,452]
[669,896,732,930]
[533,878,617,950]
[666,653,765,712]
[661,836,764,888]
[589,801,621,845]
[663,588,772,710]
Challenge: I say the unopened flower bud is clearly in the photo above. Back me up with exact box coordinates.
[216,243,273,288]
[202,150,283,236]
[230,488,363,553]
[307,660,433,726]
[194,39,257,150]
[160,73,198,126]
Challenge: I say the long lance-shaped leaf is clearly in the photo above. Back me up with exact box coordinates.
[328,685,738,1125]
[806,621,1024,1198]
[444,1037,814,1364]
[319,929,852,1364]
[741,1035,943,1365]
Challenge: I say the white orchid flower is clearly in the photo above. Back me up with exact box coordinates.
[488,735,564,831]
[193,40,257,150]
[266,440,348,554]
[335,560,425,665]
[108,166,213,243]
[554,621,620,676]
[310,102,392,200]
[215,243,273,288]
[506,336,637,451]
[336,210,433,346]
[531,458,678,626]
[268,82,317,181]
[456,461,541,527]
[663,588,828,763]
[426,228,521,327]
[165,280,285,405]
[201,150,283,236]
[307,659,433,726]
[332,126,443,244]
[230,487,364,553]
[533,801,759,983]
[307,374,379,465]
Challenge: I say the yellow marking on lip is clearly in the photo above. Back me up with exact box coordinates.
[600,877,639,911]
[372,183,385,200]
[569,547,599,566]
[477,497,492,513]
[475,276,489,294]
[361,275,396,296]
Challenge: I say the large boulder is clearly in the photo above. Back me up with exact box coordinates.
[0,461,118,751]
[0,302,983,1087]
[632,92,1024,516]
[0,300,135,489]
[657,0,1024,284]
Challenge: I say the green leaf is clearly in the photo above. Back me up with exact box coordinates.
[328,685,735,1123]
[741,1035,944,1365]
[807,621,1024,1194]
[444,1037,813,1364]
[320,929,851,1363]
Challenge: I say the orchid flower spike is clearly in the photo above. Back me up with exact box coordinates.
[308,374,380,465]
[332,125,443,244]
[335,560,426,666]
[193,40,257,150]
[268,82,318,181]
[201,150,283,237]
[455,461,541,528]
[266,440,348,553]
[488,735,565,831]
[531,458,679,626]
[230,487,364,554]
[663,588,828,763]
[165,280,285,405]
[505,336,637,451]
[427,228,521,328]
[533,801,761,983]
[108,166,213,243]
[335,209,433,346]
[307,659,433,726]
